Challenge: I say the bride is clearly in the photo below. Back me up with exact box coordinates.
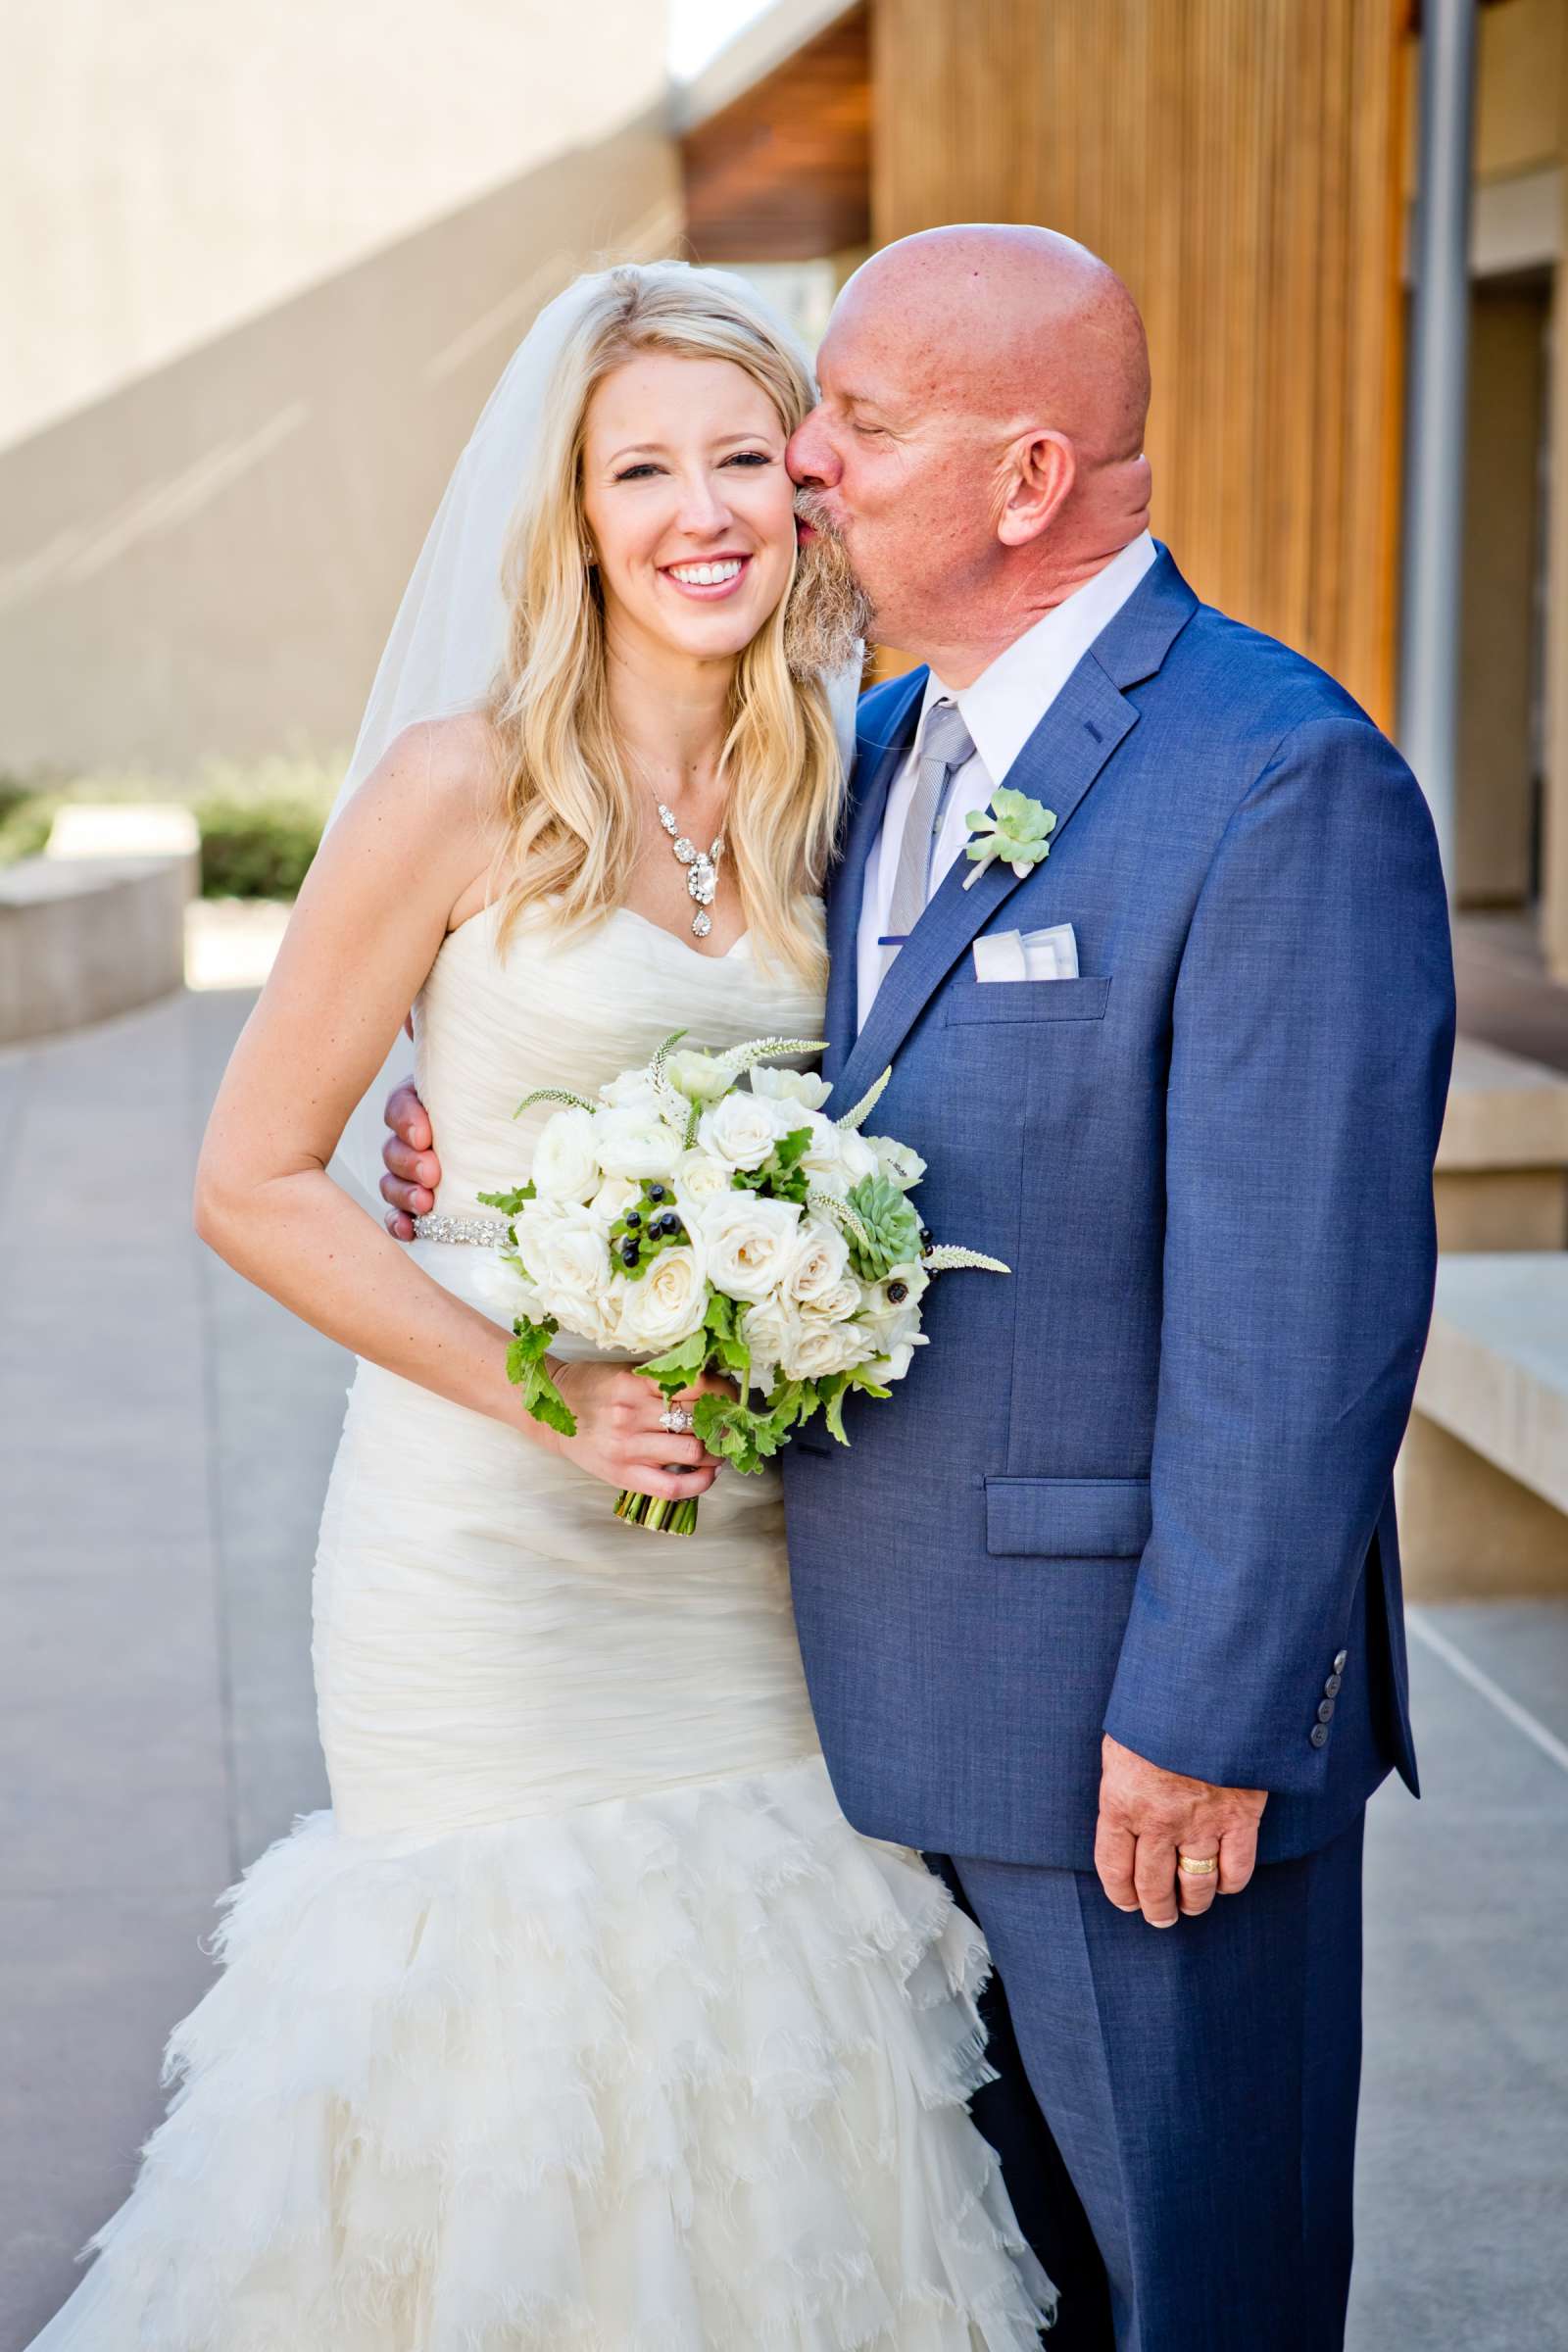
[28,263,1053,2350]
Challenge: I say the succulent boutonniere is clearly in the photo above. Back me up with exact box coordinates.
[962,787,1057,889]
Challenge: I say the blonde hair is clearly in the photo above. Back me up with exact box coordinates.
[486,266,845,985]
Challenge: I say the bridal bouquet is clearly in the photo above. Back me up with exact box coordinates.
[480,1033,1007,1534]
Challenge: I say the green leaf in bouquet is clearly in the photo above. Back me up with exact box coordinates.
[731,1125,813,1205]
[703,1291,753,1384]
[639,1320,712,1393]
[477,1181,536,1225]
[814,1362,893,1445]
[504,1316,576,1438]
[843,1174,925,1281]
[689,1391,802,1475]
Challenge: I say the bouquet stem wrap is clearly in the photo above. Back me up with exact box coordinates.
[613,1488,701,1537]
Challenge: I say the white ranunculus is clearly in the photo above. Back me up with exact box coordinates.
[797,1110,878,1197]
[699,1191,803,1302]
[664,1048,733,1105]
[697,1089,792,1172]
[590,1173,640,1222]
[785,1212,852,1307]
[751,1066,832,1111]
[595,1104,685,1180]
[599,1067,661,1110]
[529,1105,602,1201]
[615,1240,709,1353]
[778,1312,876,1382]
[865,1335,926,1385]
[466,1248,546,1328]
[674,1149,735,1208]
[836,1127,880,1186]
[867,1134,927,1191]
[514,1202,618,1343]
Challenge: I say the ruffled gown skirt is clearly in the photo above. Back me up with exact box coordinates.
[26,1256,1054,2351]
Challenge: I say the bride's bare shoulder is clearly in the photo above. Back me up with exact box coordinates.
[382,711,508,819]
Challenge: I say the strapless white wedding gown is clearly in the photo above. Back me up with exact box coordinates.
[29,904,1053,2352]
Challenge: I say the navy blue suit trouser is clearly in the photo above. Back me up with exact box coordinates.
[945,1813,1365,2352]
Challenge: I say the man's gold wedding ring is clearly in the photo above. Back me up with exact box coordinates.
[1176,1853,1219,1877]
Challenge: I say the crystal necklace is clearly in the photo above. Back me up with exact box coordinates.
[653,796,726,939]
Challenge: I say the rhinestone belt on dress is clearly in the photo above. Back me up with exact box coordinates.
[412,1213,511,1247]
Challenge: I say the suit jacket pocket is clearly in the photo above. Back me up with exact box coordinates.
[944,976,1111,1024]
[985,1475,1152,1558]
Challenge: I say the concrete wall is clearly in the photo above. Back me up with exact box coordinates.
[1,2,680,776]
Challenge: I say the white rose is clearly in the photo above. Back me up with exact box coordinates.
[615,1240,709,1353]
[804,1272,863,1324]
[751,1066,832,1111]
[778,1313,876,1382]
[664,1048,733,1105]
[529,1105,602,1202]
[740,1294,803,1396]
[674,1149,735,1208]
[867,1134,927,1191]
[785,1212,851,1307]
[697,1089,792,1172]
[699,1192,803,1302]
[595,1104,685,1180]
[514,1202,618,1342]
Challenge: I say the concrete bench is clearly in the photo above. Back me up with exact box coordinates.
[1396,1252,1568,1598]
[1434,1037,1568,1250]
[0,806,198,1045]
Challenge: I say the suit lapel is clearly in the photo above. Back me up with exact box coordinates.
[830,549,1200,1111]
[821,667,927,1081]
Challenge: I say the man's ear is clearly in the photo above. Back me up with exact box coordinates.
[996,430,1075,549]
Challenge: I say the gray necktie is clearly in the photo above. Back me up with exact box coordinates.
[879,699,978,984]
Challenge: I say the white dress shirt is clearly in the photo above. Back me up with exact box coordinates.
[856,531,1157,1030]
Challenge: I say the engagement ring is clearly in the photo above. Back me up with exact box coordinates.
[659,1404,694,1434]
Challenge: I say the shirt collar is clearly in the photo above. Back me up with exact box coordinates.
[919,530,1157,788]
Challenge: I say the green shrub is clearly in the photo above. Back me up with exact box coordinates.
[193,795,325,898]
[0,752,340,899]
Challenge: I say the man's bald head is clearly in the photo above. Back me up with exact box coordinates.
[789,223,1154,679]
[838,224,1151,466]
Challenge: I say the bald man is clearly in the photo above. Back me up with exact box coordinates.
[384,227,1454,2348]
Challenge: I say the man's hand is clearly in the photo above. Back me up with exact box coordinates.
[381,1077,441,1239]
[1095,1734,1267,1928]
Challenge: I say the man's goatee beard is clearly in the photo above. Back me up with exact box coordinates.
[782,510,876,681]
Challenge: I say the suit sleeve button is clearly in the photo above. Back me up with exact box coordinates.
[1334,1650,1348,1674]
[1310,1723,1331,1748]
[1317,1698,1337,1723]
[1325,1674,1343,1696]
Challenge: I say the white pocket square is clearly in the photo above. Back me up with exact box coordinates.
[972,924,1079,983]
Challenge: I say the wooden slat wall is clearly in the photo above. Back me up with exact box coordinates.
[872,0,1407,726]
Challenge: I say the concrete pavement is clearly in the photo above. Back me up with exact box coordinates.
[2,986,1565,2349]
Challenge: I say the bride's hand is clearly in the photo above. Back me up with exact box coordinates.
[541,1364,733,1498]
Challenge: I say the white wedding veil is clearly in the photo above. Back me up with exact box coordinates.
[326,259,862,1208]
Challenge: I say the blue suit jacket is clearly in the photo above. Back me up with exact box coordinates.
[780,548,1455,1869]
